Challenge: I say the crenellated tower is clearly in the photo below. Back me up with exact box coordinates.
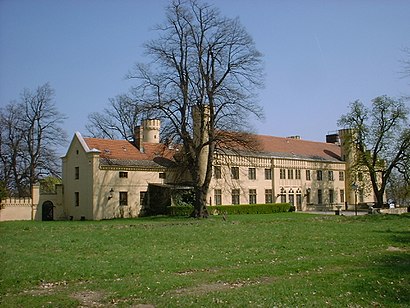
[142,119,160,143]
[339,128,361,206]
[192,105,210,186]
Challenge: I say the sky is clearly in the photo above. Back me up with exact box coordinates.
[1,0,409,150]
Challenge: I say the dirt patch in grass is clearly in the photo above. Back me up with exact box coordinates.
[176,267,220,276]
[23,280,109,307]
[172,276,276,296]
[71,290,106,307]
[386,246,407,252]
[23,280,69,296]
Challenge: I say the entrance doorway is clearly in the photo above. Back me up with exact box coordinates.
[42,201,54,221]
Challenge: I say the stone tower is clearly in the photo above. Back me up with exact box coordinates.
[142,119,160,143]
[338,128,357,205]
[192,106,210,185]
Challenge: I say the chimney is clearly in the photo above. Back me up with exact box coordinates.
[326,133,340,144]
[133,125,144,151]
[287,135,301,140]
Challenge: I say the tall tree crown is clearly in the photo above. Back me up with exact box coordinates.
[131,0,264,140]
[0,83,67,196]
[338,96,410,206]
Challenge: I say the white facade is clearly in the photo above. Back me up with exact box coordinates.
[22,119,377,220]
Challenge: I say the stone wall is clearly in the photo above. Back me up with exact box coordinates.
[0,185,39,221]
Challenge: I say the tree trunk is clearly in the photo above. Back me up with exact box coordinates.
[191,185,209,218]
[375,190,385,208]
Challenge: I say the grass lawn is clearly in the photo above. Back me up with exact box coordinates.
[1,213,409,307]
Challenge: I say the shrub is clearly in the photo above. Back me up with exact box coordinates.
[166,203,291,216]
[207,203,290,215]
[166,205,193,216]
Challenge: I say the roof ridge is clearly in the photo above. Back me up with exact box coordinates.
[255,133,337,146]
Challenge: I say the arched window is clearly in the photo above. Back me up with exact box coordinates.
[296,189,302,211]
[280,187,286,203]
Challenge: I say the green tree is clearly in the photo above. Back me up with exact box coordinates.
[0,180,8,200]
[39,176,62,194]
[338,96,410,207]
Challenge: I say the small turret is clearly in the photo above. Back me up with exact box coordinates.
[193,105,210,186]
[142,119,160,143]
[133,119,160,151]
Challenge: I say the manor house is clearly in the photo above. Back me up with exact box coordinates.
[36,118,374,220]
[0,119,377,221]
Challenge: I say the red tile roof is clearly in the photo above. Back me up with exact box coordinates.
[83,138,176,161]
[83,133,342,165]
[253,134,342,161]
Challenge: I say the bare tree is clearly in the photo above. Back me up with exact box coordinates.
[401,47,410,80]
[0,83,67,196]
[125,0,263,217]
[338,96,410,207]
[0,102,26,196]
[86,94,141,140]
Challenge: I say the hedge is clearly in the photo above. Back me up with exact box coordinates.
[166,205,194,216]
[166,203,291,216]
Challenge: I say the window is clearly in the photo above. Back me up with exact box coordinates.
[159,172,166,179]
[214,166,221,179]
[119,171,128,178]
[231,167,239,180]
[329,189,334,204]
[75,167,79,180]
[296,191,302,209]
[265,168,272,180]
[280,169,286,179]
[318,189,323,204]
[295,169,301,180]
[339,171,345,181]
[317,170,323,181]
[248,168,256,180]
[265,189,273,204]
[340,189,345,203]
[140,191,147,205]
[306,189,311,204]
[288,169,294,180]
[359,188,364,203]
[119,192,128,206]
[249,189,257,204]
[280,188,286,203]
[75,192,79,207]
[288,189,294,206]
[214,189,222,205]
[328,171,334,181]
[306,170,311,181]
[232,189,240,205]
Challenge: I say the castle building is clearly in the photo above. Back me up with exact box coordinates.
[1,119,378,221]
[0,113,375,220]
